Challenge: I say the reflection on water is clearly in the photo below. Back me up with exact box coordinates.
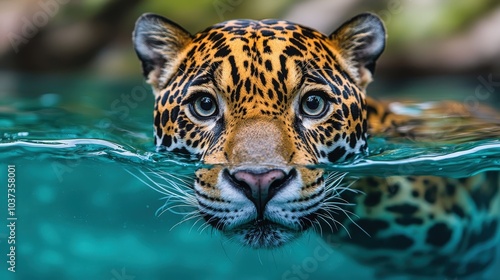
[1,80,499,279]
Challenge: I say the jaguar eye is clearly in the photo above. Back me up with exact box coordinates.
[301,92,327,117]
[192,94,218,118]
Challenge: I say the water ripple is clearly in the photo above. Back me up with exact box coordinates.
[2,138,499,177]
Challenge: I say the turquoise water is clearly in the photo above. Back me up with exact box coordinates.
[1,77,500,279]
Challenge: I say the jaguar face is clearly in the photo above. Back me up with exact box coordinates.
[133,13,385,248]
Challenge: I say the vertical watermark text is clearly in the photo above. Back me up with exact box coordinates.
[6,165,17,273]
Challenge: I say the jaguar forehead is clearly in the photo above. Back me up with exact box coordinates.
[183,20,354,118]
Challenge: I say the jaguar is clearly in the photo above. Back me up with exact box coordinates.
[132,12,500,278]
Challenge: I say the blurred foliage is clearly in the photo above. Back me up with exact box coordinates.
[135,0,293,32]
[0,0,499,77]
[384,0,498,47]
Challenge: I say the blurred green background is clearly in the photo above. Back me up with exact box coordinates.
[1,0,499,80]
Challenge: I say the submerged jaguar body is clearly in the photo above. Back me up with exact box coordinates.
[133,13,500,278]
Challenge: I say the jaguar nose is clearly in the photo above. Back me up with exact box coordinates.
[228,169,291,216]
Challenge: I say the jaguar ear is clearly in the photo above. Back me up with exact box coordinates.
[133,13,192,90]
[330,13,386,89]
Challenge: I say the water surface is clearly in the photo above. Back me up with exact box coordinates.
[1,77,499,279]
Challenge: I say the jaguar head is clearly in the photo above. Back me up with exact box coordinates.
[133,13,385,248]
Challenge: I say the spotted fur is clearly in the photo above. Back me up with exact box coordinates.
[134,13,500,278]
